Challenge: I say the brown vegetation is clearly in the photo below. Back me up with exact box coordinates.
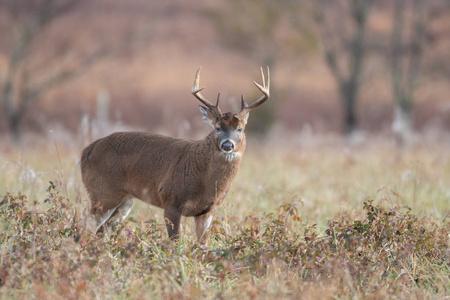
[0,1,449,298]
[1,137,449,298]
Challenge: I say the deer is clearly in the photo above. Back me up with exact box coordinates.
[79,66,270,242]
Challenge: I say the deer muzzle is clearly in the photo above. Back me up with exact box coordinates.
[220,139,235,153]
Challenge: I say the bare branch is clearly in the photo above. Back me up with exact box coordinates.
[316,3,346,85]
[7,0,82,78]
[314,0,372,134]
[348,0,371,86]
[390,0,406,106]
[406,0,427,93]
[20,47,111,113]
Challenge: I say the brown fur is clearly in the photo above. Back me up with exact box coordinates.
[81,128,245,240]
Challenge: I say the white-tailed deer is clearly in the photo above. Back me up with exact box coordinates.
[80,67,270,242]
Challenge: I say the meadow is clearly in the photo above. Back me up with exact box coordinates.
[0,134,449,299]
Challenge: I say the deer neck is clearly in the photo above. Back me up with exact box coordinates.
[194,131,244,180]
[206,131,243,199]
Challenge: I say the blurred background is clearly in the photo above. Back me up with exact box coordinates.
[0,0,449,146]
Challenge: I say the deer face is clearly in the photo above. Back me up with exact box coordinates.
[199,108,247,160]
[192,66,269,160]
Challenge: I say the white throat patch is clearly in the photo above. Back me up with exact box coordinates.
[221,151,241,161]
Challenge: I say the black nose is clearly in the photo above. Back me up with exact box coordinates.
[221,140,234,152]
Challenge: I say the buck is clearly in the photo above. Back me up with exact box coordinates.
[80,67,270,242]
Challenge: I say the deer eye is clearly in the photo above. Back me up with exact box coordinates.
[237,126,243,133]
[215,126,221,132]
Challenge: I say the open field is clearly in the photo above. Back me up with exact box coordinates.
[1,1,450,298]
[0,135,449,299]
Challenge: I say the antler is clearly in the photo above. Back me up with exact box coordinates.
[192,67,222,116]
[239,66,270,115]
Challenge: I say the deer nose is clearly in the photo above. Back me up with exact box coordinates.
[220,140,235,153]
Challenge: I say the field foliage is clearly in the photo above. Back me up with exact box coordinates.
[0,137,449,299]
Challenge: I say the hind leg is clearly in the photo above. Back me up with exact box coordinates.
[92,208,116,233]
[86,190,127,233]
[107,196,135,229]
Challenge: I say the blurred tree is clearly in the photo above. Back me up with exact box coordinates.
[389,0,427,145]
[315,0,373,135]
[0,0,110,143]
[205,0,278,136]
[205,0,281,66]
[204,0,316,136]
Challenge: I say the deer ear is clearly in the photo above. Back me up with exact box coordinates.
[236,111,250,125]
[199,105,215,128]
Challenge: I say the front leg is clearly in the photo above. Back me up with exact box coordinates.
[164,207,182,240]
[194,212,213,243]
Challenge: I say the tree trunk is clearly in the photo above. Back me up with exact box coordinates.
[389,0,426,146]
[343,96,356,135]
[392,100,413,146]
[341,82,357,135]
[3,78,23,143]
[316,0,371,136]
[8,112,22,144]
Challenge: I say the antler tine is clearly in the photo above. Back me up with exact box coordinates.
[192,67,222,116]
[259,66,265,87]
[216,93,221,108]
[240,66,270,114]
[240,95,247,111]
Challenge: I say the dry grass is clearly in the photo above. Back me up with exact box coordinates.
[0,135,449,299]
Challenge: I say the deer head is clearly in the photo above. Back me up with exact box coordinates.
[192,66,270,160]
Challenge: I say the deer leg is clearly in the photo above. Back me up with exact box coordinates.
[86,207,116,233]
[194,212,213,243]
[164,207,181,240]
[87,191,128,234]
[109,197,135,226]
[104,196,135,232]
